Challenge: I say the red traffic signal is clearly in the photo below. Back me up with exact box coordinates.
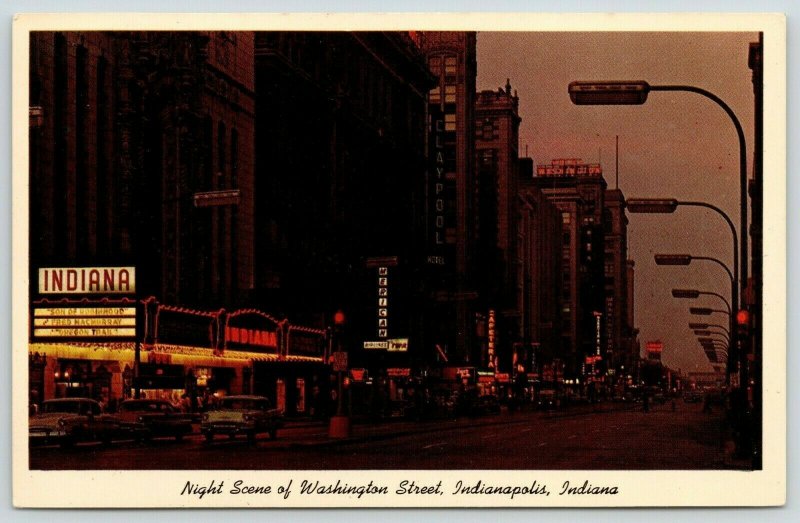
[736,309,750,327]
[333,310,346,326]
[736,309,750,340]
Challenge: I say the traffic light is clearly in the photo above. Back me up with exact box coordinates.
[736,309,750,340]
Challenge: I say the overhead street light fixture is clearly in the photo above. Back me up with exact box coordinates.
[673,288,731,313]
[568,80,651,105]
[626,198,679,214]
[568,81,749,298]
[655,254,692,266]
[690,322,731,336]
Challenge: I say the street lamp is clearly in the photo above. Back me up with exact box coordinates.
[628,197,739,323]
[655,254,734,291]
[690,306,729,317]
[568,81,748,297]
[689,322,731,337]
[673,288,731,314]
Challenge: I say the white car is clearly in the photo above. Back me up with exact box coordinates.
[29,398,121,448]
[201,395,283,444]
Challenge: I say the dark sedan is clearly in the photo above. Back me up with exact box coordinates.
[117,399,193,442]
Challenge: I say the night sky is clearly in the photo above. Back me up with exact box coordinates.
[477,32,757,373]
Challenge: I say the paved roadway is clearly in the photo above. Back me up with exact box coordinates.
[29,400,746,470]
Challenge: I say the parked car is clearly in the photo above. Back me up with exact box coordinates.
[29,398,121,448]
[117,399,193,442]
[201,395,283,444]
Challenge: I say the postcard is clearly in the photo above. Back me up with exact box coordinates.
[11,12,786,508]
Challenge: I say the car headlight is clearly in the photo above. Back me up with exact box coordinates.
[137,416,144,422]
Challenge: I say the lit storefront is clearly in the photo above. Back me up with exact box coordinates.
[29,275,329,415]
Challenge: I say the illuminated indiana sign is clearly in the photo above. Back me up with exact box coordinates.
[225,326,278,349]
[38,267,135,294]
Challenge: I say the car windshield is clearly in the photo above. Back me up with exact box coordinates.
[41,401,83,414]
[220,399,267,410]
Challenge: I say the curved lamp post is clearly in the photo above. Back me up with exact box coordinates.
[659,253,735,357]
[568,81,748,298]
[672,288,731,315]
[689,322,731,337]
[690,306,729,318]
[628,196,739,324]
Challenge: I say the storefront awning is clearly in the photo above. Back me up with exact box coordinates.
[30,342,136,363]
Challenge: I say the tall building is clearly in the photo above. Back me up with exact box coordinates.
[603,188,636,377]
[28,30,434,414]
[474,81,520,371]
[411,31,478,365]
[519,159,564,374]
[253,32,434,371]
[530,159,608,377]
[29,31,257,307]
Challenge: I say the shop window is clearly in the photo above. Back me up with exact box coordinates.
[276,379,286,413]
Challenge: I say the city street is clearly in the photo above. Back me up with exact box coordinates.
[29,400,746,471]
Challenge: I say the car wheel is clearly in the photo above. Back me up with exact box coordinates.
[204,433,213,443]
[60,437,75,449]
[268,428,277,440]
[247,432,256,445]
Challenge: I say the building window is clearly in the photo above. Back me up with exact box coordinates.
[444,56,457,75]
[429,56,441,74]
[429,86,441,103]
[482,121,493,141]
[230,128,238,189]
[444,113,456,131]
[562,212,571,224]
[445,84,456,103]
[217,121,226,188]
